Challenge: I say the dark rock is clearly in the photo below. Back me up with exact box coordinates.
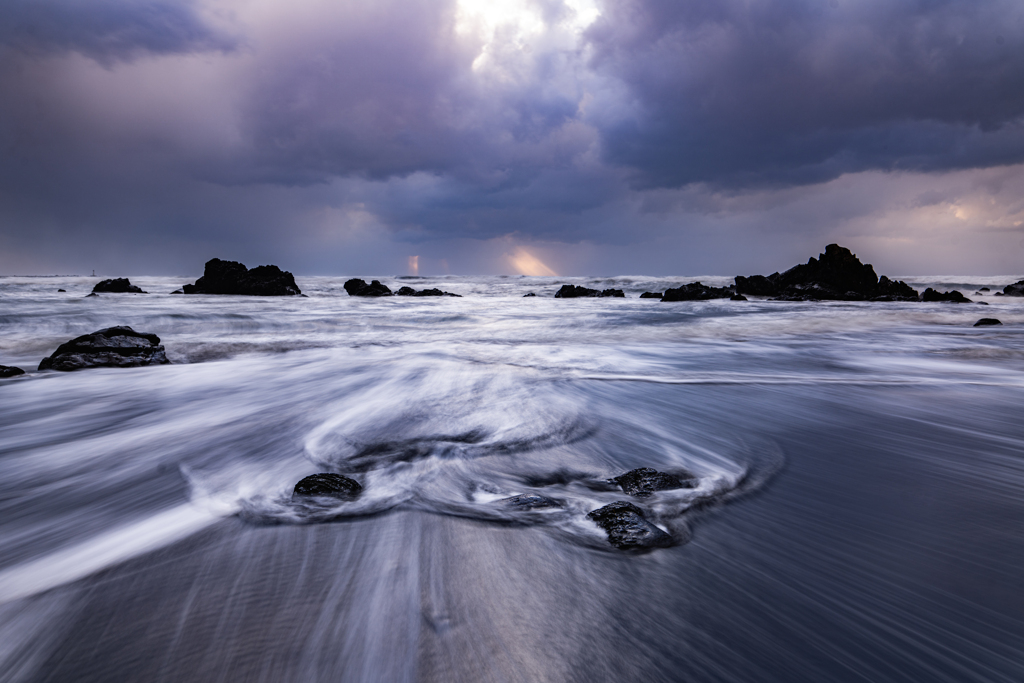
[344,278,393,297]
[611,467,691,497]
[661,282,733,301]
[395,286,461,297]
[640,292,663,299]
[183,259,300,296]
[730,294,748,301]
[1002,280,1024,297]
[600,288,625,298]
[0,365,25,378]
[974,318,1003,327]
[995,292,1005,296]
[170,290,183,294]
[57,289,66,292]
[92,278,146,294]
[922,288,971,303]
[587,501,673,550]
[292,473,362,500]
[85,292,98,297]
[523,293,536,297]
[499,494,560,509]
[736,245,919,301]
[980,287,990,292]
[38,326,170,371]
[555,284,599,298]
[978,301,989,305]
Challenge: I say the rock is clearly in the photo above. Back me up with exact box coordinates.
[57,289,66,292]
[85,292,98,297]
[730,294,748,301]
[661,282,733,301]
[980,287,990,292]
[640,292,663,299]
[0,365,25,378]
[170,290,183,294]
[183,259,301,296]
[922,288,972,303]
[38,326,170,371]
[555,284,599,298]
[1002,280,1024,297]
[587,501,673,550]
[344,278,393,297]
[610,467,691,497]
[735,245,919,301]
[499,494,560,509]
[92,278,146,294]
[395,286,461,297]
[600,289,625,298]
[523,293,536,297]
[974,318,1003,327]
[293,473,362,500]
[995,292,1005,296]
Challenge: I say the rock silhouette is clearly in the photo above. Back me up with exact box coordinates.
[344,279,393,296]
[38,326,170,371]
[183,259,300,296]
[92,278,146,294]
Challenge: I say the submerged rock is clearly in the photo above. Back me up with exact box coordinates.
[661,282,733,301]
[554,284,599,298]
[523,292,536,297]
[735,244,919,301]
[92,278,146,294]
[730,294,748,301]
[922,288,971,303]
[587,501,673,550]
[344,278,393,297]
[38,326,170,371]
[499,494,560,510]
[0,365,25,378]
[611,467,691,497]
[1002,280,1024,297]
[640,291,663,299]
[183,259,301,296]
[974,318,1003,327]
[395,286,461,297]
[293,473,362,500]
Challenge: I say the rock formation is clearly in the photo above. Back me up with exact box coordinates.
[661,282,734,301]
[92,278,146,294]
[344,279,393,296]
[183,259,301,296]
[921,288,971,303]
[0,365,25,378]
[38,326,170,371]
[587,501,673,549]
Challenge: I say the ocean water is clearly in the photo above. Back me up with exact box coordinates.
[0,274,1023,682]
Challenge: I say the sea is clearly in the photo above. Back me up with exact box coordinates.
[0,273,1023,682]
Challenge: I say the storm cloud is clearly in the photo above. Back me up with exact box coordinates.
[2,0,1024,275]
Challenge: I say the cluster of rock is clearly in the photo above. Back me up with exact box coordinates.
[1002,280,1024,296]
[92,278,146,294]
[182,259,301,296]
[37,326,169,371]
[554,285,624,298]
[343,279,460,297]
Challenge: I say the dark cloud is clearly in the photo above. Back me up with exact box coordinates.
[585,0,1024,188]
[0,0,235,62]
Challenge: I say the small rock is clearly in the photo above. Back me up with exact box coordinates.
[980,287,990,292]
[639,292,663,299]
[170,289,183,294]
[600,288,625,298]
[293,473,362,500]
[57,289,66,292]
[995,292,1005,296]
[85,292,98,297]
[92,278,146,294]
[395,286,460,297]
[523,292,536,297]
[922,288,971,303]
[661,282,733,301]
[498,494,560,509]
[0,365,25,378]
[554,284,599,298]
[587,501,673,550]
[730,294,748,301]
[974,318,1003,327]
[611,467,691,497]
[183,258,301,296]
[344,279,393,297]
[38,326,170,371]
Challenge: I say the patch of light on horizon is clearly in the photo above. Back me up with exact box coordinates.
[408,255,419,275]
[508,247,557,276]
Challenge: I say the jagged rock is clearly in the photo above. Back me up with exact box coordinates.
[0,365,25,378]
[922,288,971,303]
[1003,280,1024,297]
[735,245,919,301]
[640,292,663,299]
[183,259,300,296]
[92,278,146,294]
[610,467,691,497]
[293,473,362,500]
[344,279,393,297]
[555,285,599,298]
[730,294,748,301]
[395,286,461,297]
[38,326,170,371]
[499,494,560,509]
[523,293,536,297]
[661,282,733,301]
[587,501,673,550]
[601,289,625,298]
[974,318,1002,327]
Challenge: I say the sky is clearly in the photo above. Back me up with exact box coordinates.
[2,0,1024,277]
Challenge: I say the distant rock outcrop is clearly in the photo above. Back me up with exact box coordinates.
[183,259,300,296]
[1002,280,1024,297]
[0,365,25,378]
[922,288,972,303]
[734,244,919,301]
[292,473,362,500]
[974,318,1002,327]
[640,292,663,299]
[344,279,393,296]
[587,501,673,549]
[661,282,733,301]
[395,286,461,297]
[92,278,146,294]
[38,326,170,371]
